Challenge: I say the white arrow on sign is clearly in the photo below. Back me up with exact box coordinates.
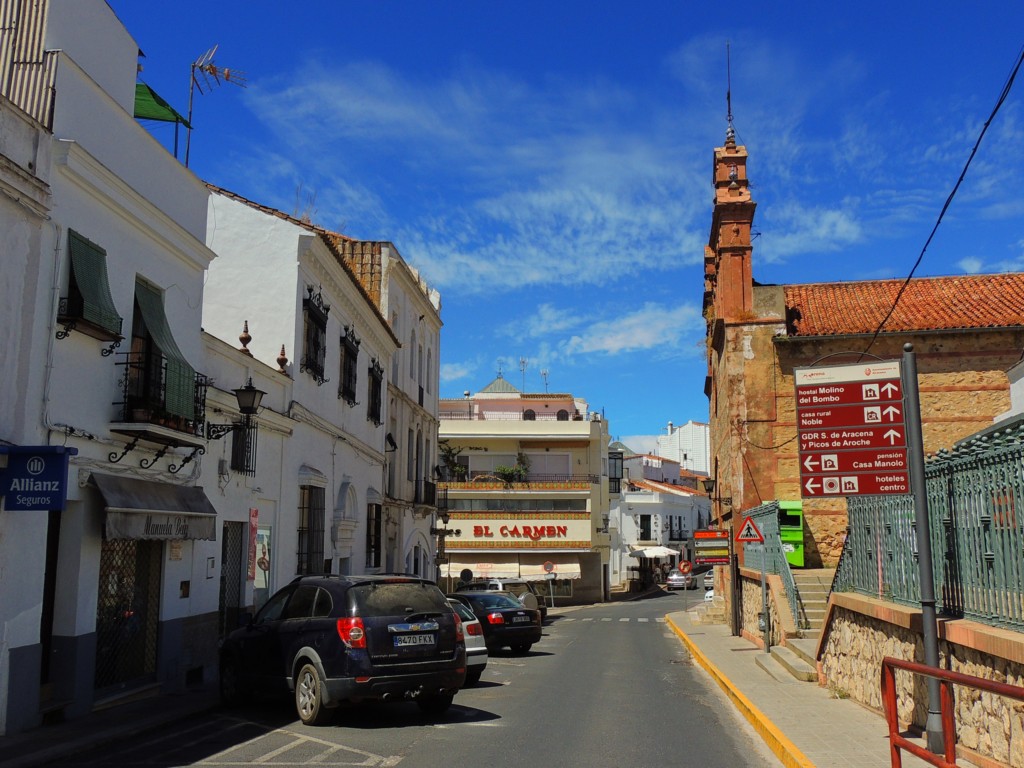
[803,455,819,472]
[884,429,902,445]
[881,382,899,397]
[805,478,820,495]
[882,405,901,421]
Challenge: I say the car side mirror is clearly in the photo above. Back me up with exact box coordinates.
[240,611,254,627]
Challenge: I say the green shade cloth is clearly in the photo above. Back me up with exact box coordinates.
[134,82,191,128]
[134,281,195,420]
[68,230,123,336]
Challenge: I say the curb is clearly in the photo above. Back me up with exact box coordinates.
[665,613,816,768]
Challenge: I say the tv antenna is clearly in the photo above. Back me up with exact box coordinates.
[541,369,549,393]
[186,45,246,167]
[519,357,528,391]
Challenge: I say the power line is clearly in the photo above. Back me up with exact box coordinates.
[860,45,1024,359]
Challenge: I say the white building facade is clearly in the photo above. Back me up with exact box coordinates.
[437,376,616,604]
[1,0,222,733]
[656,419,710,475]
[203,188,403,590]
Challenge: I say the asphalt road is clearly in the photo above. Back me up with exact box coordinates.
[50,590,782,767]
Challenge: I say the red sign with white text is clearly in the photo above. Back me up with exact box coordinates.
[796,361,909,498]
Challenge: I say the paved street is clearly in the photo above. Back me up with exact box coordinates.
[41,591,780,768]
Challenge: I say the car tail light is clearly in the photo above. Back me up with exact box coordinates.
[486,612,505,625]
[336,617,366,648]
[465,622,483,636]
[454,613,464,642]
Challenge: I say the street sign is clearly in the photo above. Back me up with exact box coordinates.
[735,516,764,543]
[693,529,731,565]
[543,561,555,573]
[795,361,909,498]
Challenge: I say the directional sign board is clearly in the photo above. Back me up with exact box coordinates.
[693,529,730,565]
[795,361,910,498]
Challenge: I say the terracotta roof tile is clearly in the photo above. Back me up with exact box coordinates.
[785,274,1024,337]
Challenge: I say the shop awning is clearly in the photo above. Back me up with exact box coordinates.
[92,473,217,541]
[519,553,582,581]
[444,554,520,581]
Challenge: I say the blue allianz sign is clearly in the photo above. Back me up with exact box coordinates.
[0,446,77,511]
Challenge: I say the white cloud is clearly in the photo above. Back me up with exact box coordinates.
[958,257,983,273]
[618,434,660,455]
[562,302,703,357]
[440,361,475,383]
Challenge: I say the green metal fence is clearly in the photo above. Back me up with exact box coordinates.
[833,422,1024,631]
[743,502,810,629]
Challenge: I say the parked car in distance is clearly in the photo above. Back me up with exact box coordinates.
[448,598,487,686]
[703,570,715,590]
[448,591,542,655]
[666,570,696,590]
[704,588,715,602]
[219,575,465,725]
[456,579,547,621]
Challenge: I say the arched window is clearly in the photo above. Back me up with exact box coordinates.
[523,409,536,421]
[556,409,569,421]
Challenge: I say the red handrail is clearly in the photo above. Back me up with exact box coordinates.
[880,655,1024,768]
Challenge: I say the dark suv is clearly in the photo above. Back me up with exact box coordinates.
[219,575,465,725]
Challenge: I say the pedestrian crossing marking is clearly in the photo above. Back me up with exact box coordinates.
[638,618,649,622]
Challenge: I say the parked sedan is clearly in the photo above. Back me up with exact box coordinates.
[447,591,542,655]
[448,599,487,686]
[666,570,695,590]
[703,570,716,590]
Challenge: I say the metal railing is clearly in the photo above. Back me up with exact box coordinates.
[833,422,1024,632]
[113,353,208,439]
[743,502,808,629]
[881,655,1024,768]
[440,472,599,487]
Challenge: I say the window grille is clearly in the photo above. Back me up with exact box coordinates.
[339,324,360,404]
[300,286,329,385]
[367,358,383,425]
[297,486,325,575]
[366,503,382,568]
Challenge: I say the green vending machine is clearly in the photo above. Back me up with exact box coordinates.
[778,500,804,567]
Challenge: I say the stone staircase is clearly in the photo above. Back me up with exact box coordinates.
[756,568,835,683]
[792,568,835,634]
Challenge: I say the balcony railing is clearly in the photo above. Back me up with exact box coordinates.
[113,353,207,439]
[416,479,437,506]
[440,472,599,490]
[439,411,590,422]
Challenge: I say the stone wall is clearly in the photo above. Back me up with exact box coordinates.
[739,571,784,646]
[820,596,1024,767]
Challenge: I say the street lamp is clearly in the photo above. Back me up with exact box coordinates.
[207,378,266,439]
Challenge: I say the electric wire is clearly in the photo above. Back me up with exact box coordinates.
[859,45,1024,360]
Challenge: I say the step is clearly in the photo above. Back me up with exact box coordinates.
[786,637,819,668]
[755,651,800,684]
[770,644,818,682]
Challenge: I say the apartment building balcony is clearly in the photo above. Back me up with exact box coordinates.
[439,472,599,491]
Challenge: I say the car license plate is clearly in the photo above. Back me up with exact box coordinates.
[512,616,530,623]
[394,634,435,647]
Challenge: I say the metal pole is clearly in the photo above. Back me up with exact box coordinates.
[903,343,944,753]
[761,543,770,654]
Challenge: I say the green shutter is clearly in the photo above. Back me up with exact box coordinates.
[68,230,123,336]
[135,281,195,420]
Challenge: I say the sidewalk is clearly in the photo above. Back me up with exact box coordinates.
[665,606,936,768]
[0,685,220,768]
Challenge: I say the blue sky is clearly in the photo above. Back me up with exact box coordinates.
[108,2,1024,453]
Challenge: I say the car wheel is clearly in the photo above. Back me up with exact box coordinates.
[464,668,483,687]
[219,656,245,707]
[510,642,533,655]
[417,692,454,715]
[295,663,332,726]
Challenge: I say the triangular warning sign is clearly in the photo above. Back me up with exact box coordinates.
[735,516,764,543]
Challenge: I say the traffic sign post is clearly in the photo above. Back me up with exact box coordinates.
[795,360,910,499]
[734,517,769,654]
